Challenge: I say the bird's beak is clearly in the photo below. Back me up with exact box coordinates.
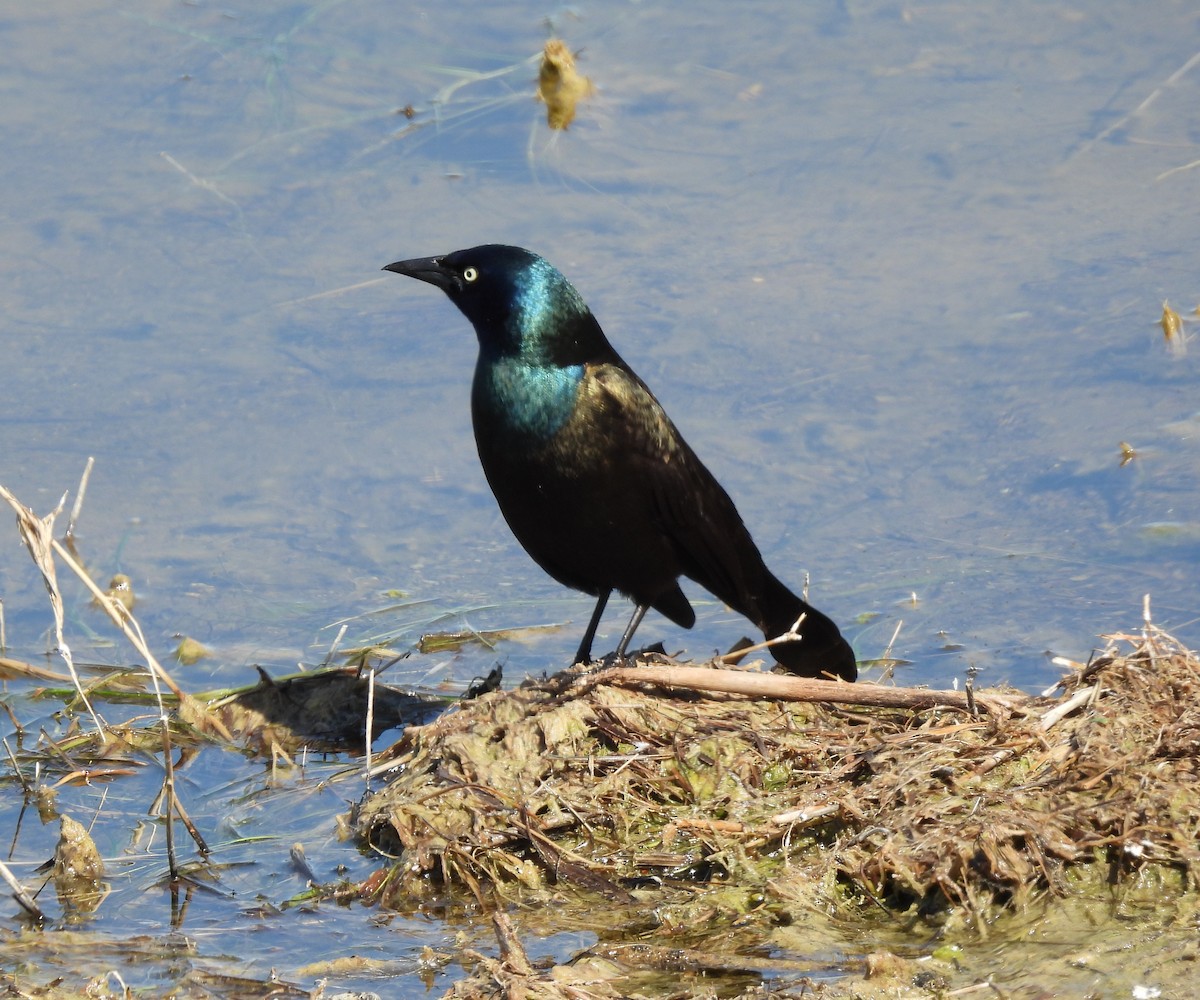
[382,256,459,293]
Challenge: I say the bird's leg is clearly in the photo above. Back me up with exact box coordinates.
[613,603,649,662]
[574,589,611,665]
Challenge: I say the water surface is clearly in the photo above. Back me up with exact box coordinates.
[2,1,1198,993]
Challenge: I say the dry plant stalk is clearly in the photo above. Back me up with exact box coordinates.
[0,856,43,921]
[1,473,224,877]
[0,484,106,736]
[0,478,215,722]
[50,537,185,703]
[594,662,1022,715]
[65,455,94,540]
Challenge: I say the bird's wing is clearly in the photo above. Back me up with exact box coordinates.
[584,363,760,614]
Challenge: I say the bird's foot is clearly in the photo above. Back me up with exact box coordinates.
[546,642,674,700]
[595,641,667,668]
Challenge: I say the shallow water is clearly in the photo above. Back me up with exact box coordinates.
[2,0,1199,994]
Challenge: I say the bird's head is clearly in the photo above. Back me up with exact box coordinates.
[384,245,608,364]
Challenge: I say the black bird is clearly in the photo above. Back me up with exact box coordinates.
[383,245,856,681]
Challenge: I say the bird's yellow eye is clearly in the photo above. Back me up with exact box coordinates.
[463,266,478,282]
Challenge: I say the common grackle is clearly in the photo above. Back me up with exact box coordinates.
[383,245,856,681]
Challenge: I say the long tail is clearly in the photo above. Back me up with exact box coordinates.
[755,572,857,681]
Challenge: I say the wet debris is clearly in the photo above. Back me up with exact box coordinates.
[173,635,210,665]
[215,666,446,752]
[463,664,503,700]
[53,815,107,918]
[1161,299,1188,357]
[100,573,135,613]
[536,39,593,130]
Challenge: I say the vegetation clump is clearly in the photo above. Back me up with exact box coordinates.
[357,623,1200,933]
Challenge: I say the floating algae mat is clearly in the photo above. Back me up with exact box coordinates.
[354,625,1200,995]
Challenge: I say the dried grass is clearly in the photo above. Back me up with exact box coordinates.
[355,621,1200,934]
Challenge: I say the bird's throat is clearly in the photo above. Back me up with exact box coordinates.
[472,355,584,444]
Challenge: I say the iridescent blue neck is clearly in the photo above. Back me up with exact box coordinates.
[498,256,592,365]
